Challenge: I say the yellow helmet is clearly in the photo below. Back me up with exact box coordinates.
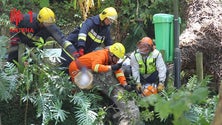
[109,43,125,59]
[37,7,56,24]
[99,7,118,21]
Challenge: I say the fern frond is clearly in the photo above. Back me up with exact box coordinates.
[70,91,91,108]
[50,100,69,123]
[155,99,171,121]
[0,62,18,102]
[75,106,98,125]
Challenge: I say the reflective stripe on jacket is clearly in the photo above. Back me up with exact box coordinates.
[134,52,157,75]
[66,15,113,54]
[69,49,126,85]
[12,13,76,59]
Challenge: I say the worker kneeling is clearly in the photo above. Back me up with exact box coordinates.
[130,37,167,96]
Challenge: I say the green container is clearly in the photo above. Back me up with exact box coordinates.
[153,13,180,62]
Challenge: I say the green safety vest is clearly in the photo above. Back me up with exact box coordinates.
[134,52,158,75]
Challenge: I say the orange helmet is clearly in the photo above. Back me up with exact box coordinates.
[137,37,154,54]
[142,85,158,96]
[139,37,153,46]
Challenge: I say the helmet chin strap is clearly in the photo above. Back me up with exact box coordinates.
[109,53,116,64]
[140,52,148,55]
[101,21,105,26]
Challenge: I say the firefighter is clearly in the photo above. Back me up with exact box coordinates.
[8,7,77,63]
[130,37,167,96]
[61,7,118,67]
[69,42,140,124]
[69,42,131,90]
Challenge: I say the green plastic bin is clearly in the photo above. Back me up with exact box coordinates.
[153,13,180,62]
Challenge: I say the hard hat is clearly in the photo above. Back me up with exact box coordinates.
[142,85,158,96]
[37,7,56,24]
[109,43,125,59]
[137,37,153,54]
[74,70,93,90]
[139,37,153,46]
[99,7,118,21]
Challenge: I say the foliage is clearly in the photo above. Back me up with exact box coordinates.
[0,13,11,29]
[0,38,104,124]
[0,0,218,125]
[0,62,18,102]
[111,0,176,52]
[121,75,217,125]
[0,36,18,102]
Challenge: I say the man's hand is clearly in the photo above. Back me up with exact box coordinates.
[136,83,142,91]
[111,63,122,71]
[72,51,80,58]
[72,48,84,58]
[123,84,132,91]
[78,48,84,56]
[10,37,20,46]
[157,83,165,92]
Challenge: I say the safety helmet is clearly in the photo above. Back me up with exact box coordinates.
[37,7,56,24]
[137,37,154,54]
[99,7,118,22]
[109,43,125,59]
[142,85,158,96]
[139,37,153,46]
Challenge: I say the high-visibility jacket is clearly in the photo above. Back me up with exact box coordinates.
[134,52,157,75]
[130,49,167,83]
[67,15,113,53]
[9,13,77,62]
[69,49,126,85]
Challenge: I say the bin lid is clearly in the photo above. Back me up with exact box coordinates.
[153,13,174,23]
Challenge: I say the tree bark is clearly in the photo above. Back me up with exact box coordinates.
[211,81,222,125]
[179,0,222,89]
[92,71,140,125]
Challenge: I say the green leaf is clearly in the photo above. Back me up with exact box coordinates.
[75,107,97,125]
[173,116,191,125]
[50,100,69,122]
[140,109,155,121]
[170,99,189,120]
[155,99,171,121]
[40,0,49,8]
[191,87,209,103]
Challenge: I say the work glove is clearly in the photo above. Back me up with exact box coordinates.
[136,83,142,92]
[123,84,132,91]
[111,63,122,71]
[78,48,84,57]
[72,51,80,58]
[157,82,165,92]
[10,37,20,46]
[72,48,84,58]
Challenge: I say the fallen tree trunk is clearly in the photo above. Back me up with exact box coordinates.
[92,71,140,125]
[179,0,222,89]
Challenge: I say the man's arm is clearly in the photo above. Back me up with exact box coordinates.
[45,24,78,59]
[130,52,140,83]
